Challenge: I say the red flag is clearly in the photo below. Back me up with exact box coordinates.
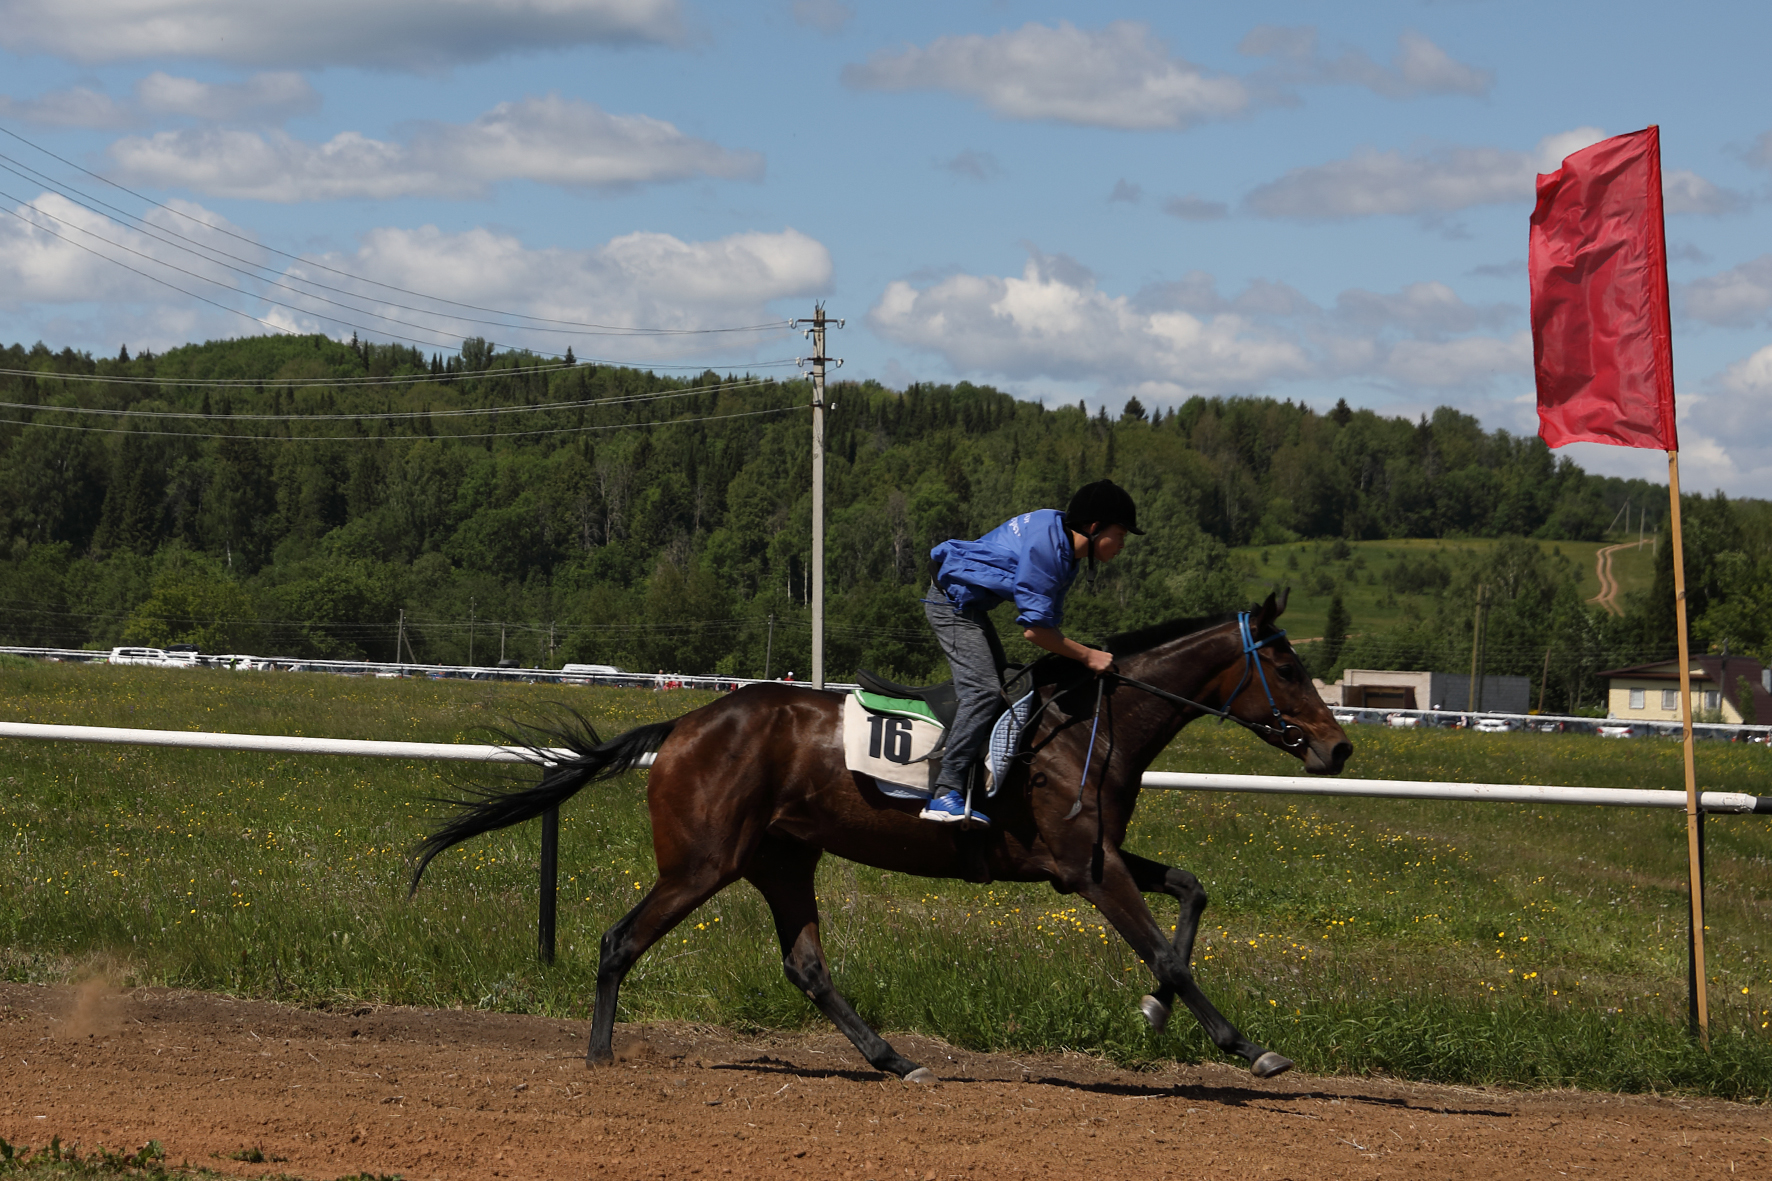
[1529,126,1677,451]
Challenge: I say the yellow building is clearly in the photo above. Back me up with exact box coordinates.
[1600,657,1768,724]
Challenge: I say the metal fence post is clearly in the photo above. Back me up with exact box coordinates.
[538,805,559,964]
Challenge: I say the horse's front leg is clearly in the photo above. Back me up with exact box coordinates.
[1121,850,1207,1034]
[1072,847,1291,1078]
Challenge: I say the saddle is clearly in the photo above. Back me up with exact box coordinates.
[854,669,958,729]
[853,664,1034,732]
[846,668,1035,801]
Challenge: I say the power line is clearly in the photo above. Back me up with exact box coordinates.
[0,374,779,420]
[0,399,808,442]
[0,123,795,338]
[0,199,304,342]
[0,181,799,363]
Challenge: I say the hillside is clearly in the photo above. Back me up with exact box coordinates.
[0,333,1766,705]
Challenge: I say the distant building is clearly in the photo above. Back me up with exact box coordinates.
[1319,669,1532,713]
[1598,656,1769,724]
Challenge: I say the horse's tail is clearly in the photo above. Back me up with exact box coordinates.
[409,711,679,894]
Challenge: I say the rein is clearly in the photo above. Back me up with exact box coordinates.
[1107,612,1308,752]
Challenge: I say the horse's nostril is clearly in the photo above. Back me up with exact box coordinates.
[1331,741,1353,766]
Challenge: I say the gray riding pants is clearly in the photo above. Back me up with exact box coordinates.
[923,582,1008,794]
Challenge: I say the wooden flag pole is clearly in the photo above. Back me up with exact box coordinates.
[1667,449,1709,1042]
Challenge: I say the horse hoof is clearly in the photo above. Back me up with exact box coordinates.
[1250,1051,1293,1079]
[1138,994,1171,1032]
[902,1067,938,1084]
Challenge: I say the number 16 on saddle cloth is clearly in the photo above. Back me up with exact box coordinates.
[840,689,1034,801]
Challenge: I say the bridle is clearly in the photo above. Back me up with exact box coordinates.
[1037,610,1311,820]
[1105,611,1309,753]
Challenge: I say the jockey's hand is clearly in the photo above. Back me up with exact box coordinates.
[1083,647,1115,675]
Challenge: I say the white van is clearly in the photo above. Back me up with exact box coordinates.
[107,646,168,666]
[560,663,622,685]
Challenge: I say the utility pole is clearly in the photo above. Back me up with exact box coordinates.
[548,620,555,665]
[1467,584,1489,714]
[500,623,506,663]
[469,597,476,666]
[397,609,407,667]
[793,304,843,689]
[764,612,775,680]
[1538,646,1552,713]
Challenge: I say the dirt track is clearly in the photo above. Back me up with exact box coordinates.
[1,983,1766,1180]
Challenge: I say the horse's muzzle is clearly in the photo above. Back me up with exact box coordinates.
[1303,737,1352,776]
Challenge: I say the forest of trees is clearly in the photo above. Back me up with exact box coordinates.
[1,333,1768,708]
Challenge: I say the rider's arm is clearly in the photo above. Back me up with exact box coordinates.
[1022,625,1114,673]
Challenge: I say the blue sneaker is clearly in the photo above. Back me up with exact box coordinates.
[918,790,990,826]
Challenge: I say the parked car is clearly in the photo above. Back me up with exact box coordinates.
[1473,717,1515,733]
[106,646,168,666]
[1331,710,1360,726]
[1385,712,1423,729]
[1597,722,1634,739]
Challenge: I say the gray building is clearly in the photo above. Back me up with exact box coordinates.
[1333,669,1532,713]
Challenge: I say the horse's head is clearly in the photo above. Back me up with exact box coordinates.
[1211,589,1352,775]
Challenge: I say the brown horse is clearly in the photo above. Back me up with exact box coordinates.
[413,590,1350,1082]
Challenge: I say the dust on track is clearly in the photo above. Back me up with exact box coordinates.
[1,982,1765,1180]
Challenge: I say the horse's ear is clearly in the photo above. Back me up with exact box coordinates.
[1252,588,1288,631]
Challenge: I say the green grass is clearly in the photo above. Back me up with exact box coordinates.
[0,1134,392,1181]
[2,662,1770,1098]
[1232,535,1661,640]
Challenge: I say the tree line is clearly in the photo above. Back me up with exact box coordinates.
[1,333,1764,703]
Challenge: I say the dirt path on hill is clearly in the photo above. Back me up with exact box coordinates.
[1,982,1766,1180]
[1590,542,1633,616]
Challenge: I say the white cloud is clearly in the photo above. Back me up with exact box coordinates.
[0,71,320,129]
[1246,129,1743,222]
[871,252,1308,394]
[108,94,763,200]
[1331,281,1516,336]
[870,251,1532,401]
[1240,27,1492,98]
[1680,255,1772,326]
[1244,128,1606,220]
[1672,347,1772,492]
[1661,169,1748,216]
[1382,332,1530,388]
[0,0,682,70]
[0,190,276,347]
[0,86,136,129]
[136,71,319,121]
[790,0,852,35]
[291,225,830,358]
[843,21,1250,130]
[0,189,828,359]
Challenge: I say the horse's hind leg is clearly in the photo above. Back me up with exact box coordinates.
[1121,851,1208,1032]
[588,869,732,1066]
[746,836,932,1082]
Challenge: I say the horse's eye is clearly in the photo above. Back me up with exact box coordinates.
[1277,662,1302,683]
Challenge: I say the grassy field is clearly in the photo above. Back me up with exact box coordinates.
[1231,535,1660,641]
[1,658,1769,1098]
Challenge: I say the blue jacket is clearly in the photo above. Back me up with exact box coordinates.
[930,509,1078,629]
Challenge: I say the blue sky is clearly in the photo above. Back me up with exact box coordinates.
[2,1,1770,494]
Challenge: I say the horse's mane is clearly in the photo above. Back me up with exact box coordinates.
[1102,610,1243,657]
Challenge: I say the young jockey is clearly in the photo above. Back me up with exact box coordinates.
[920,479,1142,825]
